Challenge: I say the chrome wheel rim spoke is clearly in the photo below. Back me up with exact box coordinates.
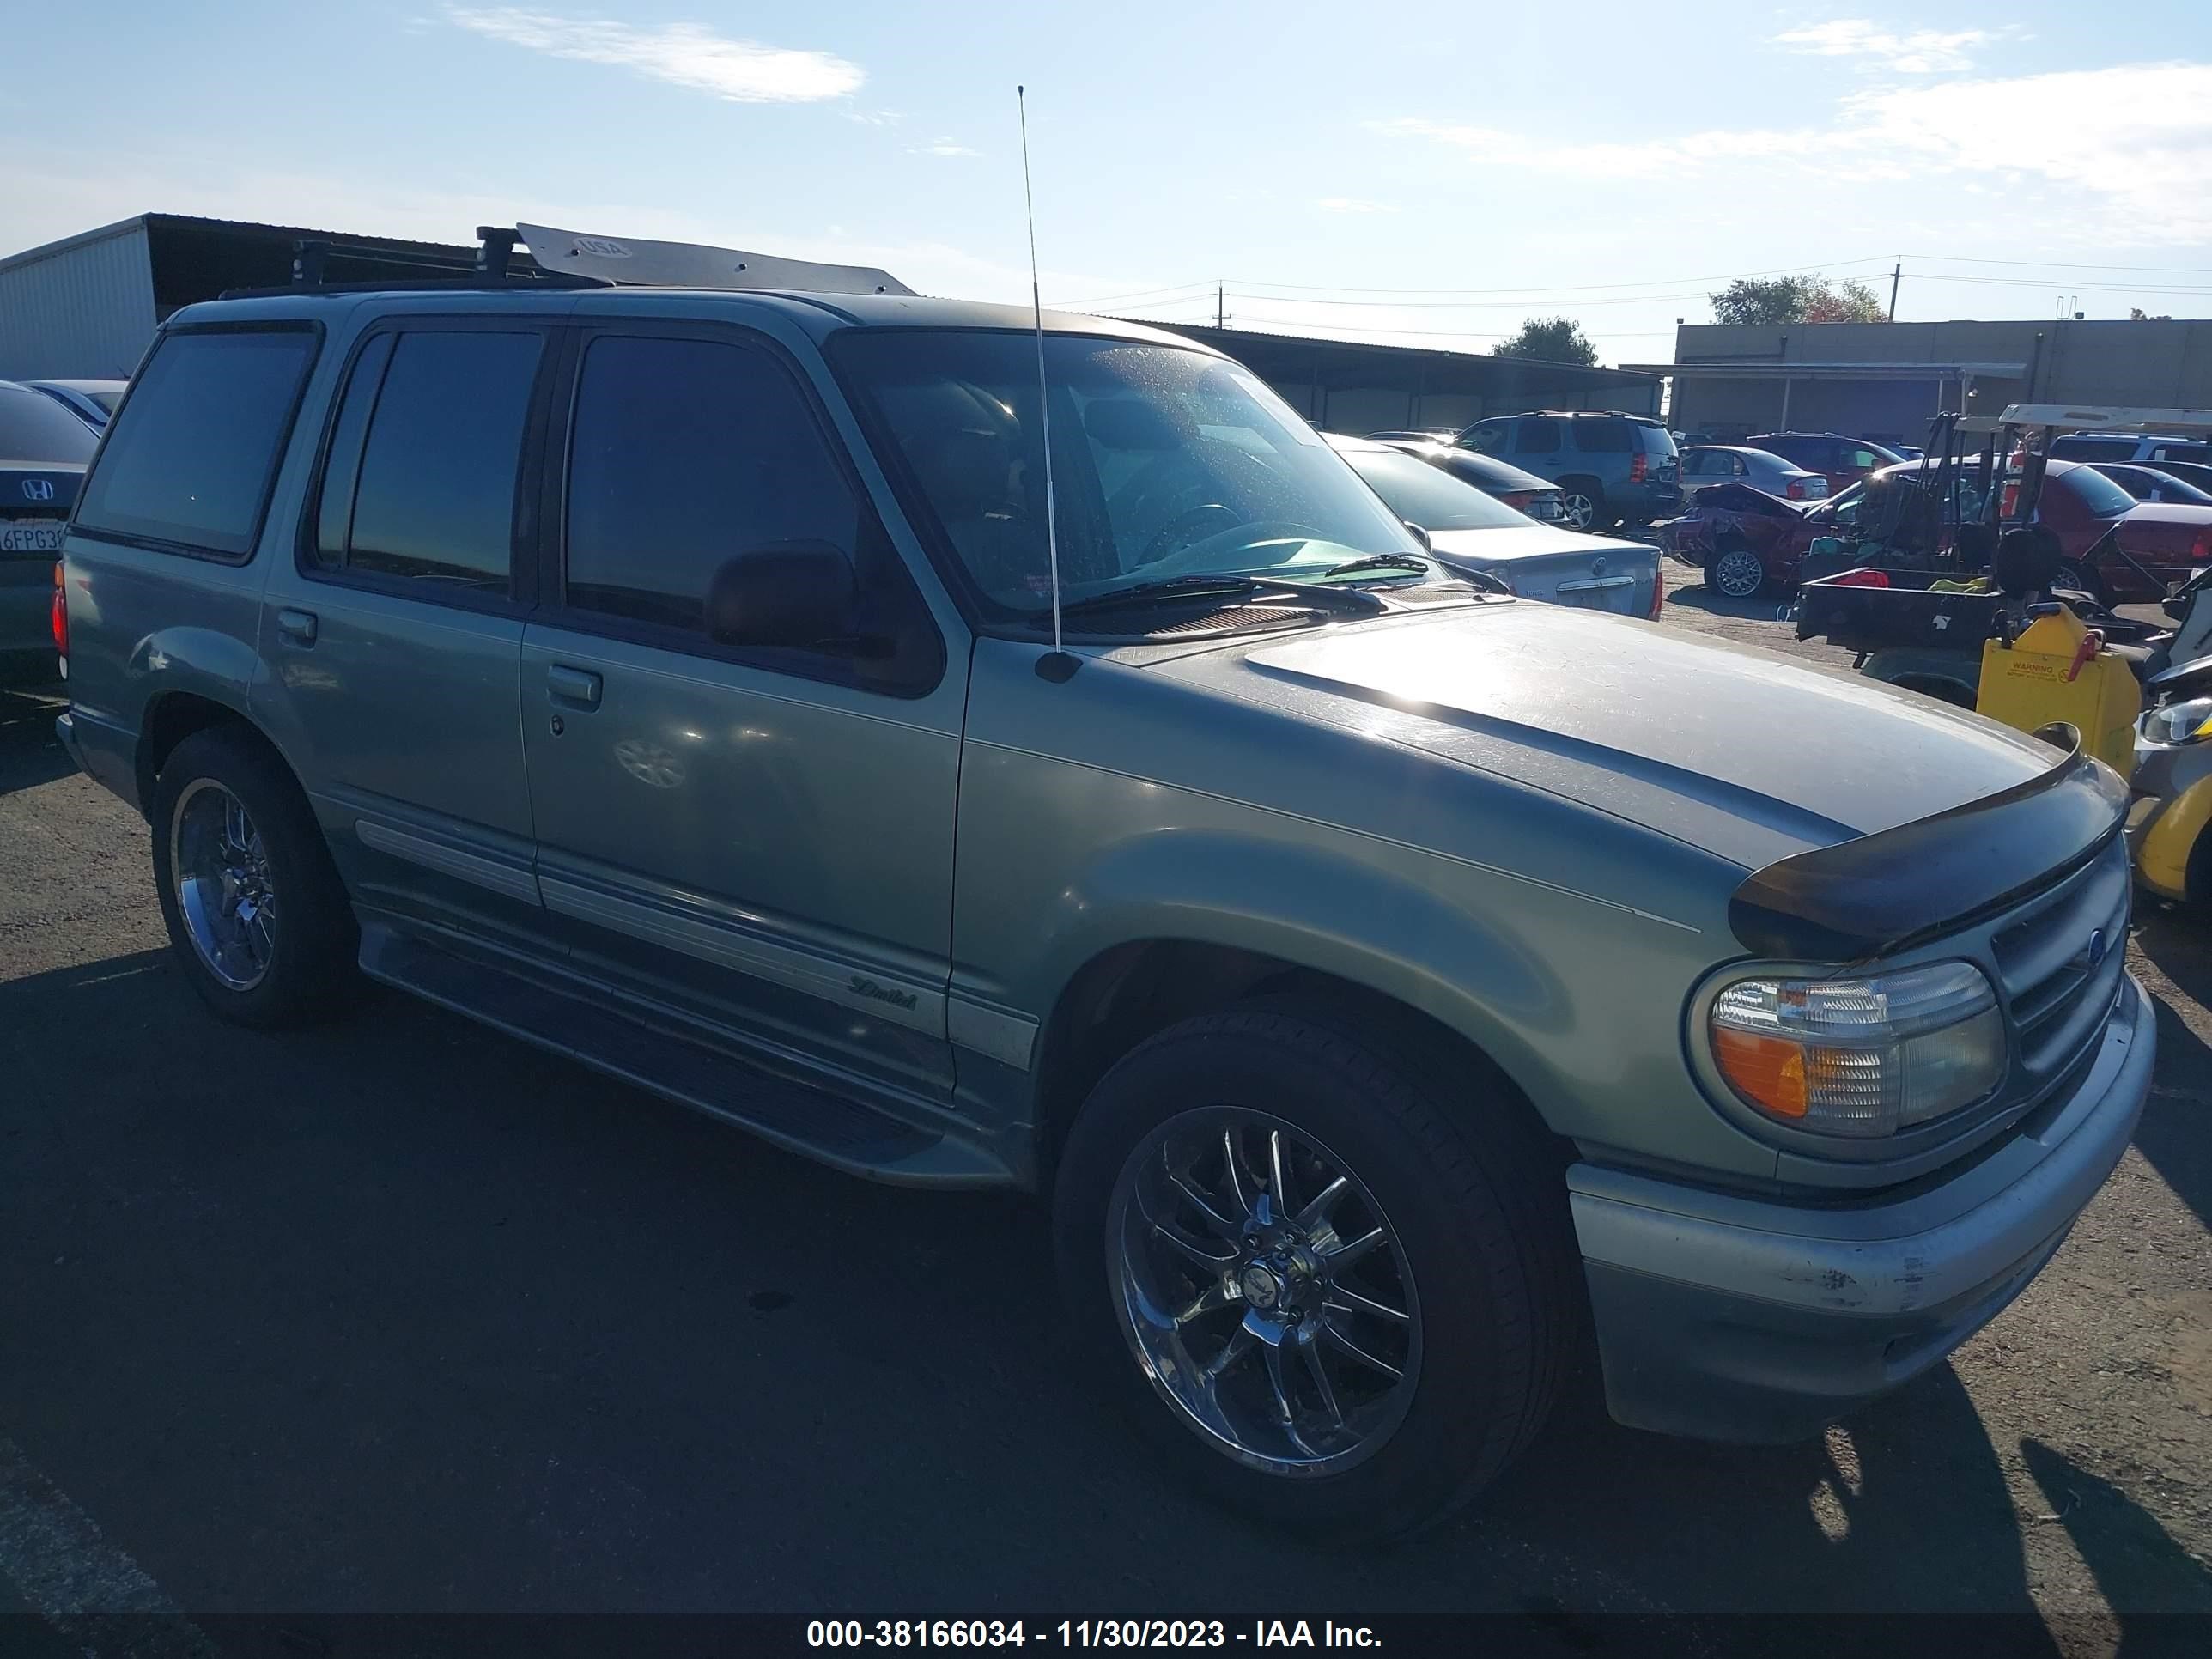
[169,781,277,993]
[1107,1108,1421,1476]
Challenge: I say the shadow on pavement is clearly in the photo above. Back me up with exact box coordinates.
[1656,567,1798,627]
[2124,913,2212,1233]
[0,686,71,795]
[2022,1437,2212,1638]
[0,948,2090,1631]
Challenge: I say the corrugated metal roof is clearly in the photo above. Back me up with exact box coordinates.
[1127,318,1657,380]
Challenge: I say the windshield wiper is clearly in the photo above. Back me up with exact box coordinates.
[1052,572,1387,627]
[1321,552,1431,580]
[1054,576,1263,619]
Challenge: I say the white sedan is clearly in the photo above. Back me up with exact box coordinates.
[1680,444,1829,502]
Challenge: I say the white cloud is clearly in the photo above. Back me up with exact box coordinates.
[847,109,902,126]
[1379,60,2212,241]
[1315,197,1398,214]
[1771,21,1996,75]
[909,137,979,158]
[443,8,863,102]
[1843,62,2212,235]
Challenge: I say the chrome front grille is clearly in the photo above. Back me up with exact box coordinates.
[1990,836,2130,1085]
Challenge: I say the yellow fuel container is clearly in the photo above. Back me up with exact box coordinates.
[1976,605,2140,773]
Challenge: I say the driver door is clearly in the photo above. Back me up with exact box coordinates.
[520,324,963,1097]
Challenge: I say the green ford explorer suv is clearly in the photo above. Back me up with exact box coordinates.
[54,230,2153,1540]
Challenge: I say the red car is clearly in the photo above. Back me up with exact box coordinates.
[1661,458,2212,601]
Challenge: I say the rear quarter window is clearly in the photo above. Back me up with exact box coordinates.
[2049,437,2137,462]
[75,326,319,559]
[1570,418,1632,453]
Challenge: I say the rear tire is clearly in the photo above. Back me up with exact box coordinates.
[2053,562,2106,606]
[1558,478,1606,533]
[1052,999,1576,1541]
[150,726,358,1030]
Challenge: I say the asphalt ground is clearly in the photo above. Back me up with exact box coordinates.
[1,564,2207,1656]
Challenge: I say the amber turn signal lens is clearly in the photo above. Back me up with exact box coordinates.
[1711,1027,1809,1119]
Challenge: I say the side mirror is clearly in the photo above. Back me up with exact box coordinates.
[1402,521,1432,552]
[707,540,856,648]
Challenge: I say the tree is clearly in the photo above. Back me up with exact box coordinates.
[1492,316,1598,367]
[2130,307,2172,321]
[1710,275,1887,326]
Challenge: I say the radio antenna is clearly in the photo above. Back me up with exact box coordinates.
[1018,84,1068,669]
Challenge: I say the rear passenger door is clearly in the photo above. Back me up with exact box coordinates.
[254,318,559,953]
[519,324,961,1097]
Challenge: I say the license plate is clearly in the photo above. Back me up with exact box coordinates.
[0,521,64,555]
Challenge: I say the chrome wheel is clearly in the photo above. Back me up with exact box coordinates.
[1107,1109,1421,1477]
[1713,545,1765,599]
[169,778,278,991]
[1560,490,1599,531]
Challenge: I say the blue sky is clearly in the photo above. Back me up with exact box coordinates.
[8,3,2210,363]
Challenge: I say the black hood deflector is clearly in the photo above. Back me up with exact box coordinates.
[1729,726,2129,963]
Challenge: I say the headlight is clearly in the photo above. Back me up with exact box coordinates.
[1707,961,2004,1139]
[2143,696,2212,747]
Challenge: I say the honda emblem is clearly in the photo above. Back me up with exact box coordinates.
[21,478,54,502]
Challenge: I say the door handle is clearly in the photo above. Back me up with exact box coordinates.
[547,664,603,708]
[275,608,317,646]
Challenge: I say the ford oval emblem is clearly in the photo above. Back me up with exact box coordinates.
[1589,556,1607,577]
[2086,928,2109,970]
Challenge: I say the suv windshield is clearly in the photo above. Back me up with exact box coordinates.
[835,331,1425,623]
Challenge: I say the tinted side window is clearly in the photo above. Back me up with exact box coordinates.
[1457,420,1509,455]
[331,331,543,591]
[1571,417,1632,453]
[1844,447,1879,471]
[564,335,863,636]
[1513,418,1562,454]
[76,328,318,557]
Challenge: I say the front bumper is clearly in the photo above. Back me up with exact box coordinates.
[1569,975,2154,1443]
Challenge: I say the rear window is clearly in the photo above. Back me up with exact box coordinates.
[1635,424,1677,456]
[76,328,318,557]
[0,383,100,463]
[1338,447,1530,532]
[1569,417,1632,453]
[2149,442,2212,466]
[2057,464,2137,519]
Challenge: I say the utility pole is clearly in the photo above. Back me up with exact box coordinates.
[1887,258,1901,322]
[1217,284,1225,330]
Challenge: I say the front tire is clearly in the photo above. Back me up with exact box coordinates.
[1711,538,1769,599]
[150,726,358,1029]
[1052,1001,1575,1540]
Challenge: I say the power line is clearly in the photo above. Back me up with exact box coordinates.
[1903,252,2212,276]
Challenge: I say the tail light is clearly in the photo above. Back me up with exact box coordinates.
[2195,530,2212,564]
[1629,453,1649,483]
[1497,491,1533,510]
[1646,561,1666,617]
[1786,479,1808,501]
[50,561,67,664]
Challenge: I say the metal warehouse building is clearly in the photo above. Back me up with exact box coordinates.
[1630,317,2212,447]
[0,213,549,380]
[0,213,1661,434]
[1136,320,1661,434]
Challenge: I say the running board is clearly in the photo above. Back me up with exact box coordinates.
[358,921,1011,1188]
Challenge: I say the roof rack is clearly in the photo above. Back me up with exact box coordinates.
[262,223,915,301]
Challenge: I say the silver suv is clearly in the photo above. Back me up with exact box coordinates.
[55,233,2153,1539]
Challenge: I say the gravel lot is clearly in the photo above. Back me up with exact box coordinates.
[1,562,2207,1650]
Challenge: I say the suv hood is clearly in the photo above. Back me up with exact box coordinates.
[1154,601,2060,871]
